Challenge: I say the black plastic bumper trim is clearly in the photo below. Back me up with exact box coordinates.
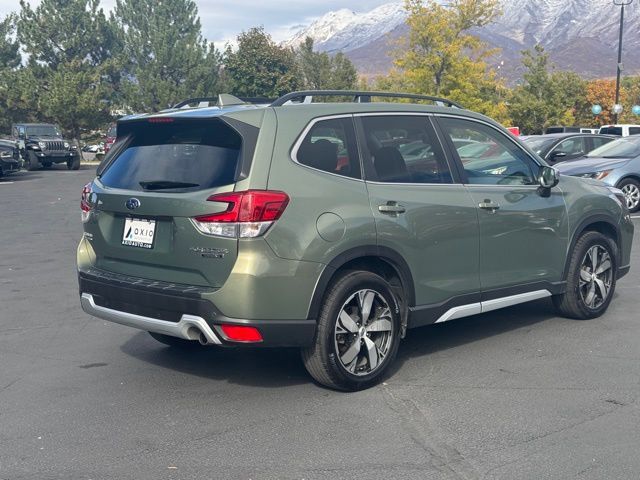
[78,269,316,347]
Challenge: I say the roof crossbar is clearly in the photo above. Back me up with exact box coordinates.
[270,90,464,108]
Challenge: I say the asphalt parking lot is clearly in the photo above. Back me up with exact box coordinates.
[1,166,640,480]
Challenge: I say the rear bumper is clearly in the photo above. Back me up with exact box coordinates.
[81,293,222,344]
[78,268,316,347]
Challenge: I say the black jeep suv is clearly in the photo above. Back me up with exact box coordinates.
[12,123,80,171]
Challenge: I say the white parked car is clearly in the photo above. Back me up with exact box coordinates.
[598,124,640,136]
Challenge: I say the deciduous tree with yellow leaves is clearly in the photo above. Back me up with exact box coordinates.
[377,0,509,123]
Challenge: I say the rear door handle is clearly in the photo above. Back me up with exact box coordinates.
[378,202,406,215]
[478,199,500,212]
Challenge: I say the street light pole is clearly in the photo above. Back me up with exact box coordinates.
[614,0,633,124]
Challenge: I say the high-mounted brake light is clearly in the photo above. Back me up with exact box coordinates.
[220,324,263,343]
[191,190,289,238]
[148,117,174,123]
[81,182,93,222]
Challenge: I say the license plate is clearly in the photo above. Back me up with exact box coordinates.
[122,218,156,249]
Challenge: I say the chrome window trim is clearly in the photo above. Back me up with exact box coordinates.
[464,184,540,190]
[365,180,466,187]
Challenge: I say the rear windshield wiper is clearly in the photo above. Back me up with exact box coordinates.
[139,180,200,190]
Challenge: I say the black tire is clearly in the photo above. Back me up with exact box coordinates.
[301,271,402,391]
[26,153,40,171]
[67,156,80,170]
[148,332,198,349]
[617,178,640,213]
[553,231,618,320]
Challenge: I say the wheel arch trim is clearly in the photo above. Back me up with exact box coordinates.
[306,245,416,321]
[563,214,622,280]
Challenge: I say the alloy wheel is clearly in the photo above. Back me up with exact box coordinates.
[334,289,394,376]
[579,245,613,309]
[621,183,640,210]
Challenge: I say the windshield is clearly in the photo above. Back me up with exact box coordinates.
[26,125,61,137]
[587,136,640,159]
[523,137,556,155]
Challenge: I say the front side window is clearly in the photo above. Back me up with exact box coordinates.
[360,115,453,184]
[554,137,585,156]
[296,118,360,179]
[440,117,538,186]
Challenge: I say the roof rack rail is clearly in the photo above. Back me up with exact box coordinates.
[270,90,464,108]
[173,95,275,109]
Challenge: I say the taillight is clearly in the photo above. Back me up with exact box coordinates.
[220,324,263,343]
[191,190,289,238]
[81,182,93,222]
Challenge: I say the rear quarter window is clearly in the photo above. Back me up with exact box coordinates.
[295,117,361,179]
[99,119,242,192]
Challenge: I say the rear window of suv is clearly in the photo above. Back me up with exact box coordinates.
[99,119,242,192]
[599,127,623,136]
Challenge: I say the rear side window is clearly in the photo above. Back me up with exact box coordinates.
[100,119,241,192]
[295,118,361,179]
[360,115,453,184]
[629,127,640,135]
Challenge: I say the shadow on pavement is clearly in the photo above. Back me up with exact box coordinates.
[120,298,563,389]
[120,333,310,389]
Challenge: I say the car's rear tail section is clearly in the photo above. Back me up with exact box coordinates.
[79,109,269,289]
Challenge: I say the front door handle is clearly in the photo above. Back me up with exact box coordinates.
[478,199,500,212]
[378,202,406,215]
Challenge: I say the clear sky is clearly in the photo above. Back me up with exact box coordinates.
[0,0,392,46]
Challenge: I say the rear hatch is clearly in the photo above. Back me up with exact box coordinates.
[84,115,257,288]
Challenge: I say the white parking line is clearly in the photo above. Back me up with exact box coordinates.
[631,215,640,219]
[0,182,14,185]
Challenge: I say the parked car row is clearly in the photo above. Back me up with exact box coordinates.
[0,122,103,178]
[520,132,640,211]
[544,124,640,136]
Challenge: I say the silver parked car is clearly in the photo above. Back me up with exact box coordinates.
[555,135,640,212]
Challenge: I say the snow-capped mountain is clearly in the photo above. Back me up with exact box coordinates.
[284,0,640,80]
[283,2,407,53]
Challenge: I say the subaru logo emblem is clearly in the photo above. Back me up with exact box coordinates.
[125,198,141,210]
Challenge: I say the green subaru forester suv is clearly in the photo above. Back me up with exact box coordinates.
[78,91,634,390]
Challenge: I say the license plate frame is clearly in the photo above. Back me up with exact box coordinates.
[122,217,156,249]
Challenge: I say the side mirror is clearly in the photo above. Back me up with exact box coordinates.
[538,166,559,197]
[548,151,567,162]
